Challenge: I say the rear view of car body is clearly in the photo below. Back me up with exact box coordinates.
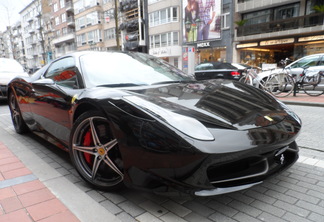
[195,62,243,81]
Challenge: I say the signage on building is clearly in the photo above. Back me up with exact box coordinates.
[151,47,170,56]
[299,35,324,42]
[260,38,294,46]
[197,42,211,48]
[236,42,258,48]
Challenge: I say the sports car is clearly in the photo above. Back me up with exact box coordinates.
[8,51,301,196]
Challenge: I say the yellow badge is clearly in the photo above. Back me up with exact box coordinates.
[71,94,78,104]
[264,116,273,122]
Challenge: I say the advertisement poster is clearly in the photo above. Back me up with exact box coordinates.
[183,0,222,43]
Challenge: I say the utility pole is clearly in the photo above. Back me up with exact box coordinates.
[114,0,120,50]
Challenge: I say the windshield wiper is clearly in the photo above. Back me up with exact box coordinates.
[97,83,148,87]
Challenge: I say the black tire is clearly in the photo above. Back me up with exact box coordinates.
[303,74,324,96]
[69,111,124,191]
[8,92,29,134]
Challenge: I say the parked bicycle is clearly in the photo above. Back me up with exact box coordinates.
[239,67,294,97]
[293,68,324,96]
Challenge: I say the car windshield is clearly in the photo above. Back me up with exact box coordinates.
[0,59,24,73]
[80,52,194,87]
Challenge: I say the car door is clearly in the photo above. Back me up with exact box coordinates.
[30,57,82,145]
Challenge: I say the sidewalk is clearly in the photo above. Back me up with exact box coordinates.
[0,142,80,222]
[278,93,324,107]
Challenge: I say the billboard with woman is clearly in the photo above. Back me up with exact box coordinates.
[183,0,222,43]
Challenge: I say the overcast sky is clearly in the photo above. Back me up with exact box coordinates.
[0,0,32,32]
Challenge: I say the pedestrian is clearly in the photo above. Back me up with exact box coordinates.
[184,0,200,42]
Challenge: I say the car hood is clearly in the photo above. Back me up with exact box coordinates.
[121,80,293,131]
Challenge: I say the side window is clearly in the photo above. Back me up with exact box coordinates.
[290,55,320,68]
[319,56,324,65]
[45,57,79,89]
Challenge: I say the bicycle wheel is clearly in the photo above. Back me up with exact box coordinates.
[264,73,294,97]
[239,74,253,85]
[303,74,324,96]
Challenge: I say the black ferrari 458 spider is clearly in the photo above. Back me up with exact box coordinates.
[8,51,301,196]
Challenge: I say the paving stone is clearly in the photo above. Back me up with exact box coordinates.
[257,212,287,222]
[184,212,213,222]
[277,181,308,193]
[208,200,238,218]
[286,190,320,205]
[208,212,238,222]
[100,199,123,215]
[161,200,192,217]
[135,212,162,222]
[274,200,310,218]
[295,200,324,216]
[264,190,297,204]
[233,212,262,222]
[139,200,168,217]
[159,212,188,222]
[308,212,324,222]
[250,200,285,218]
[118,200,145,217]
[228,192,254,205]
[261,181,288,193]
[116,212,137,222]
[84,190,106,202]
[297,181,324,193]
[102,192,126,204]
[288,174,318,185]
[282,212,313,222]
[183,200,215,217]
[245,190,276,205]
[228,200,262,218]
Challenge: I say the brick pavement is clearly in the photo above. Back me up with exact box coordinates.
[0,142,80,222]
[0,96,324,222]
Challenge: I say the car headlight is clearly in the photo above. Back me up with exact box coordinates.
[124,96,214,141]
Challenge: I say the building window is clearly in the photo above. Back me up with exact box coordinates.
[149,32,179,48]
[60,0,65,8]
[149,7,179,27]
[55,17,60,26]
[104,28,116,40]
[77,33,87,46]
[274,3,299,20]
[61,13,66,23]
[62,27,67,35]
[53,3,58,12]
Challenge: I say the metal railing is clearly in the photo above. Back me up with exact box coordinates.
[237,13,324,37]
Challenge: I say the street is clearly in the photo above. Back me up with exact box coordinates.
[0,101,324,222]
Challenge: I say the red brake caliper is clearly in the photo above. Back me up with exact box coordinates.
[83,129,93,165]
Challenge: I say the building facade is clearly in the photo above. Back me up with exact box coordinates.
[19,0,52,70]
[51,0,76,58]
[234,0,324,69]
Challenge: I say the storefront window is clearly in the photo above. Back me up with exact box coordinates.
[239,49,274,68]
[196,47,226,65]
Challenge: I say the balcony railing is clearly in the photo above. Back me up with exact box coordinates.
[237,13,324,37]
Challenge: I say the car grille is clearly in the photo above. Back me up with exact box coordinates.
[207,142,298,188]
